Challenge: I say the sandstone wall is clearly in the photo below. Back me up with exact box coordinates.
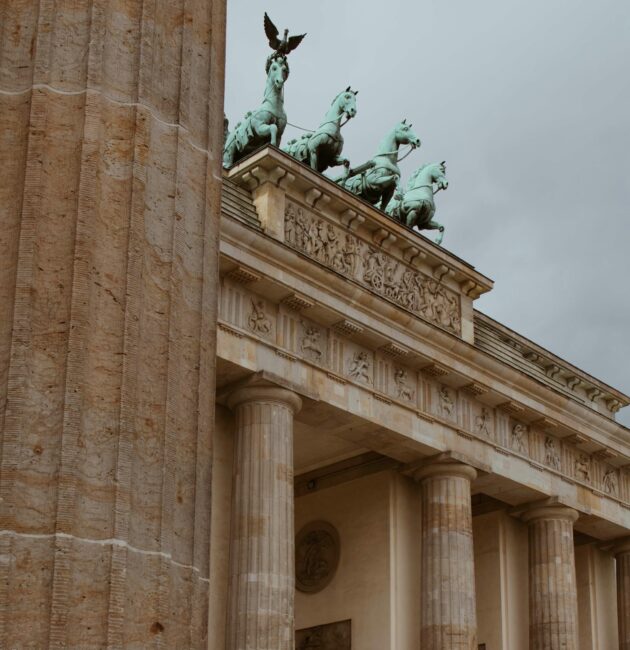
[0,1,226,646]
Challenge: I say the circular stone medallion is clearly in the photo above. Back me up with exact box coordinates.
[295,521,340,593]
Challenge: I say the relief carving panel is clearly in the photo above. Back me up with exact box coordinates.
[296,620,351,650]
[285,202,461,335]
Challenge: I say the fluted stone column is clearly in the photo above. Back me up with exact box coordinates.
[226,385,302,650]
[614,537,630,650]
[522,505,579,650]
[414,460,478,649]
[1,2,226,647]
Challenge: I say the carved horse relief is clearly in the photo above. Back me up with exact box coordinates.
[284,87,358,173]
[386,161,449,244]
[339,120,420,211]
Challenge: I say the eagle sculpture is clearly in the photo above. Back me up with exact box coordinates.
[264,12,306,57]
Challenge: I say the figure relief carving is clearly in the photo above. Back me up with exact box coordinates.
[475,407,491,436]
[300,322,323,361]
[603,469,618,495]
[284,202,462,335]
[348,351,371,384]
[248,299,272,335]
[511,423,528,454]
[439,385,455,416]
[544,436,561,470]
[575,453,591,482]
[393,367,414,402]
[295,522,341,594]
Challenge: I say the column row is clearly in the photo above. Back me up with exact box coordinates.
[223,383,630,650]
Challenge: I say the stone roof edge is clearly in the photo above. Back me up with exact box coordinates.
[474,310,630,407]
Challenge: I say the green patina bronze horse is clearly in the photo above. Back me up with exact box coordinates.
[223,55,290,168]
[386,161,449,244]
[339,120,420,212]
[284,87,358,173]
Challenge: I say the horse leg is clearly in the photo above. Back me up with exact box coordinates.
[310,148,319,172]
[427,219,445,245]
[380,185,395,212]
[405,209,419,229]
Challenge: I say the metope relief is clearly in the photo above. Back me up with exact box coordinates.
[284,201,461,335]
[574,453,591,483]
[299,319,326,364]
[393,367,415,402]
[347,350,371,384]
[603,469,618,495]
[475,407,492,437]
[511,423,528,454]
[438,385,455,418]
[544,436,561,470]
[247,298,273,338]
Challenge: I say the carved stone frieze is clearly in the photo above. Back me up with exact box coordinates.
[512,423,528,454]
[284,201,461,335]
[247,298,272,336]
[348,351,371,384]
[439,385,455,417]
[603,469,618,495]
[544,436,561,470]
[394,367,414,402]
[300,322,324,362]
[575,453,591,482]
[475,407,492,436]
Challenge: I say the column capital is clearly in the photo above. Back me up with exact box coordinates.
[226,384,302,414]
[611,535,630,556]
[413,459,477,483]
[519,503,579,525]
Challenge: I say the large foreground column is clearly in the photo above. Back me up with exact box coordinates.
[414,459,478,649]
[0,2,226,647]
[614,537,630,650]
[226,385,302,650]
[522,505,579,650]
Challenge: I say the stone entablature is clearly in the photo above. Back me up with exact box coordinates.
[226,146,494,344]
[217,274,630,515]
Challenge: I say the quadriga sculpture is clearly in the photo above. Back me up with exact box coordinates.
[339,120,420,211]
[284,87,358,173]
[386,161,449,244]
[223,55,290,168]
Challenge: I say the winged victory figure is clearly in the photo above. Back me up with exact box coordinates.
[264,12,306,58]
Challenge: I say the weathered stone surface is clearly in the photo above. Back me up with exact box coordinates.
[226,385,302,650]
[0,1,226,646]
[414,460,478,649]
[614,537,630,650]
[521,505,579,650]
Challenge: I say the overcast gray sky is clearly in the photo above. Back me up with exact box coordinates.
[225,1,630,426]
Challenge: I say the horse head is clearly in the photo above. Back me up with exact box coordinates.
[409,161,448,191]
[394,119,421,149]
[265,54,289,91]
[335,86,358,119]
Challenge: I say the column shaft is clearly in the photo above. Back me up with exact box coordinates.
[416,461,478,650]
[523,506,579,650]
[227,387,301,650]
[614,539,630,650]
[0,1,226,647]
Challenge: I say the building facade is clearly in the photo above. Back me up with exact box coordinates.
[1,3,630,650]
[209,147,630,650]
